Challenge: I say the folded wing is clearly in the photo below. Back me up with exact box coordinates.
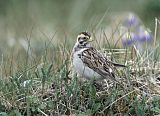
[78,47,118,81]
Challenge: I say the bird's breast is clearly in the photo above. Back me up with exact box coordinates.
[73,50,102,80]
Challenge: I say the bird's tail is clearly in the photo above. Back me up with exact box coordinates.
[112,62,126,67]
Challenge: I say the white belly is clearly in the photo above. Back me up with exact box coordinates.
[73,50,102,80]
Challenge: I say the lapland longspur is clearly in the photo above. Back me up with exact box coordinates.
[72,32,125,81]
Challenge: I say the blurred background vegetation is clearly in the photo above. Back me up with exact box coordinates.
[0,0,159,64]
[0,0,159,41]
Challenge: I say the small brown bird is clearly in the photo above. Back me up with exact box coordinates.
[72,31,125,81]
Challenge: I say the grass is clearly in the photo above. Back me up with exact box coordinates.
[0,28,160,116]
[0,8,160,115]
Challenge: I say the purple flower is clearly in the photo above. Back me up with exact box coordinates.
[121,32,138,46]
[123,13,139,27]
[137,27,153,42]
[122,39,133,46]
[121,27,153,47]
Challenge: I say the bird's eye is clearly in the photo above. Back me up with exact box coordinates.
[83,37,88,40]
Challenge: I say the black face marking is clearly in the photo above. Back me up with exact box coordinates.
[78,37,89,47]
[78,36,88,42]
[79,31,91,38]
[82,37,87,40]
[79,41,83,44]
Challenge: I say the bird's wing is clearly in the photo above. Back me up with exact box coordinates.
[78,47,117,81]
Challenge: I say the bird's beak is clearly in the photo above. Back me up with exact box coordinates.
[88,37,94,42]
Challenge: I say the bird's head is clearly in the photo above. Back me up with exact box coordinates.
[76,31,93,48]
